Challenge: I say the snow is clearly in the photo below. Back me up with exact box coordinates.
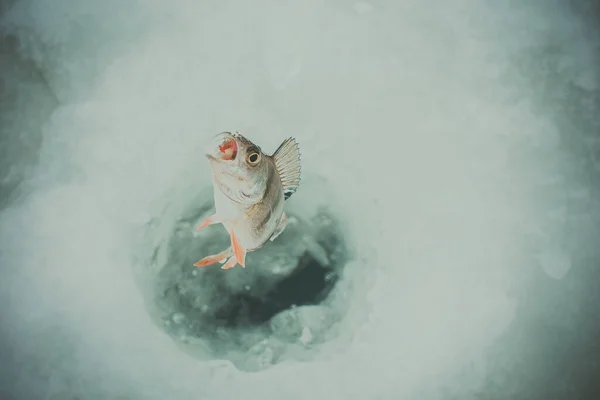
[1,0,599,399]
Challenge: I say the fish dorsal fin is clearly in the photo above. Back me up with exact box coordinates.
[272,137,301,200]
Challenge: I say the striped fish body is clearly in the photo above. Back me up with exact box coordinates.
[195,132,301,270]
[212,157,284,251]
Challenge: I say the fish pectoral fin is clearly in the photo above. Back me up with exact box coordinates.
[269,212,288,242]
[230,230,247,267]
[197,214,221,231]
[193,247,233,267]
[272,137,301,201]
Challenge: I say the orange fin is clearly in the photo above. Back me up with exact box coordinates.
[193,247,232,267]
[197,214,220,231]
[230,230,247,268]
[221,256,239,270]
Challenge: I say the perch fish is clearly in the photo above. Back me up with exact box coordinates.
[194,131,301,270]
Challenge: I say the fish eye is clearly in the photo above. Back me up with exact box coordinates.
[247,152,260,165]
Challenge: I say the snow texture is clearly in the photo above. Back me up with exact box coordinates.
[1,0,599,399]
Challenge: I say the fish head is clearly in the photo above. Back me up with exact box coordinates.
[205,132,269,204]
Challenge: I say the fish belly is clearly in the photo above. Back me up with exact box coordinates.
[212,181,284,251]
[213,186,241,230]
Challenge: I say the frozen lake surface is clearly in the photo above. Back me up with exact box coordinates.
[1,0,599,399]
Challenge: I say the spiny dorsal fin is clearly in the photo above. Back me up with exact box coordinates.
[272,137,301,200]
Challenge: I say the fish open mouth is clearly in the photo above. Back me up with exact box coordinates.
[205,132,239,162]
[218,137,237,161]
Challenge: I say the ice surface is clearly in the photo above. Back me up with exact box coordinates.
[1,0,599,399]
[538,248,572,280]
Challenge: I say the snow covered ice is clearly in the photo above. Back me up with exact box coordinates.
[1,0,599,399]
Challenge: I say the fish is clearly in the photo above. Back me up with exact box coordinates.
[193,131,301,270]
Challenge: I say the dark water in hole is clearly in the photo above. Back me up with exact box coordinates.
[151,204,351,360]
